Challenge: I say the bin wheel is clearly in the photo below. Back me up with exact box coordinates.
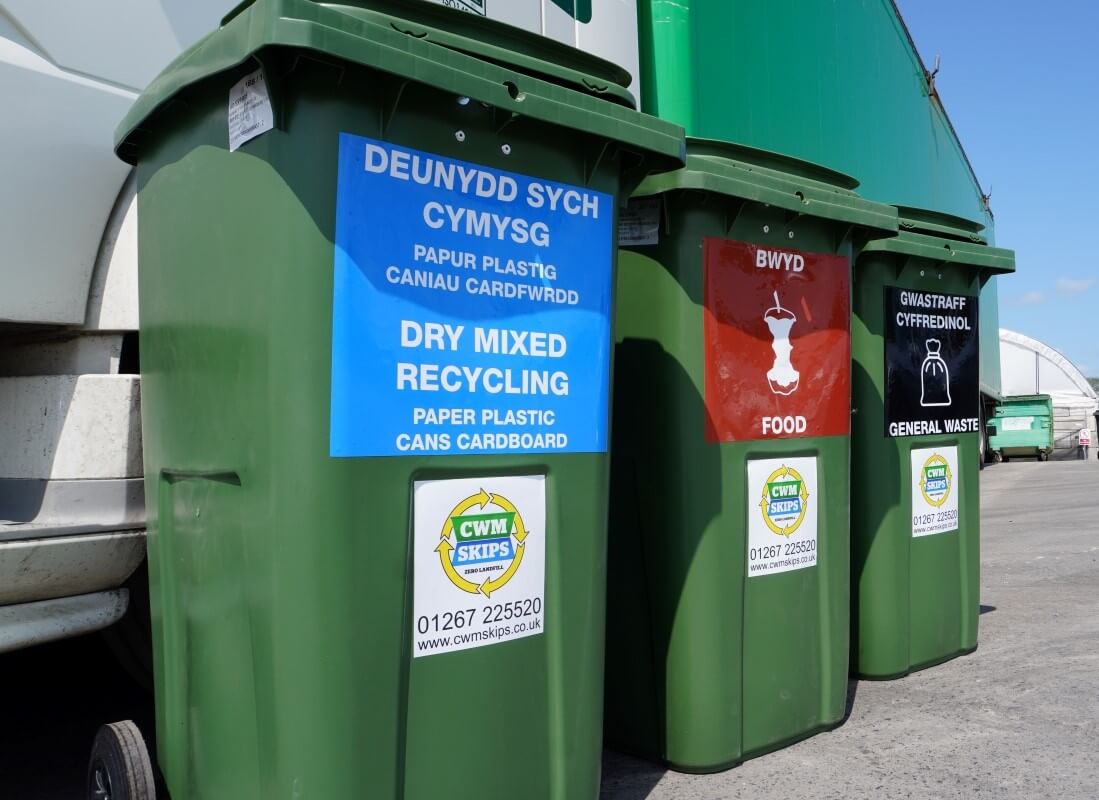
[991,450,1003,464]
[1038,451,1049,462]
[87,721,156,800]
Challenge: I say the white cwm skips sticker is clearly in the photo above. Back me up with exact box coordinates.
[746,457,818,576]
[413,476,546,657]
[911,446,959,537]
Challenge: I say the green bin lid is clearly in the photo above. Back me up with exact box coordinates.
[896,205,987,243]
[630,137,899,237]
[995,395,1052,414]
[114,0,685,169]
[860,206,1016,275]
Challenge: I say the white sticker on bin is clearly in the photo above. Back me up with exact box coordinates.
[746,456,819,577]
[228,68,274,152]
[618,197,661,247]
[911,445,959,537]
[412,475,546,657]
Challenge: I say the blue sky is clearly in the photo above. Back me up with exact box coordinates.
[899,1,1099,377]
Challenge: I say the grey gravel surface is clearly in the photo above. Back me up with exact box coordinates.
[601,457,1099,800]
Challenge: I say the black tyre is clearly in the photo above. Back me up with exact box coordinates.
[1038,451,1049,462]
[87,721,156,800]
[991,450,1003,464]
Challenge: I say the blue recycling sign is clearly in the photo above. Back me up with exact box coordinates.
[330,133,614,457]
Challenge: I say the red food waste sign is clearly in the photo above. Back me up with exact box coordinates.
[703,238,851,441]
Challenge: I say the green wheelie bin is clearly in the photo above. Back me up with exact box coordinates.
[604,139,897,772]
[851,208,1015,679]
[112,1,684,797]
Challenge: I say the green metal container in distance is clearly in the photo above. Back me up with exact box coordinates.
[851,208,1015,679]
[604,139,897,772]
[115,1,683,798]
[988,394,1054,462]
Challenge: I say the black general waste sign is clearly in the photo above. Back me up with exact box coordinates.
[884,287,979,438]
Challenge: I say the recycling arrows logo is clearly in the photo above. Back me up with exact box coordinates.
[919,454,952,508]
[436,488,529,597]
[759,465,810,537]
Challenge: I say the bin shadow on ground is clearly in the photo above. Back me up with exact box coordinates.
[600,748,667,800]
[842,678,859,723]
[601,677,860,798]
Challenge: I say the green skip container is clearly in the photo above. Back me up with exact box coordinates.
[604,139,896,772]
[987,394,1054,462]
[851,208,1015,678]
[114,1,683,798]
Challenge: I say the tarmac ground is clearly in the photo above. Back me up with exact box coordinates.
[602,456,1099,799]
[3,457,1097,798]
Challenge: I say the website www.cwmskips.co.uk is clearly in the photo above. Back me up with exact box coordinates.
[748,552,814,574]
[416,617,543,654]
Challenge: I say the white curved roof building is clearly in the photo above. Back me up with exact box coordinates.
[1000,328,1097,454]
[1000,329,1097,405]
